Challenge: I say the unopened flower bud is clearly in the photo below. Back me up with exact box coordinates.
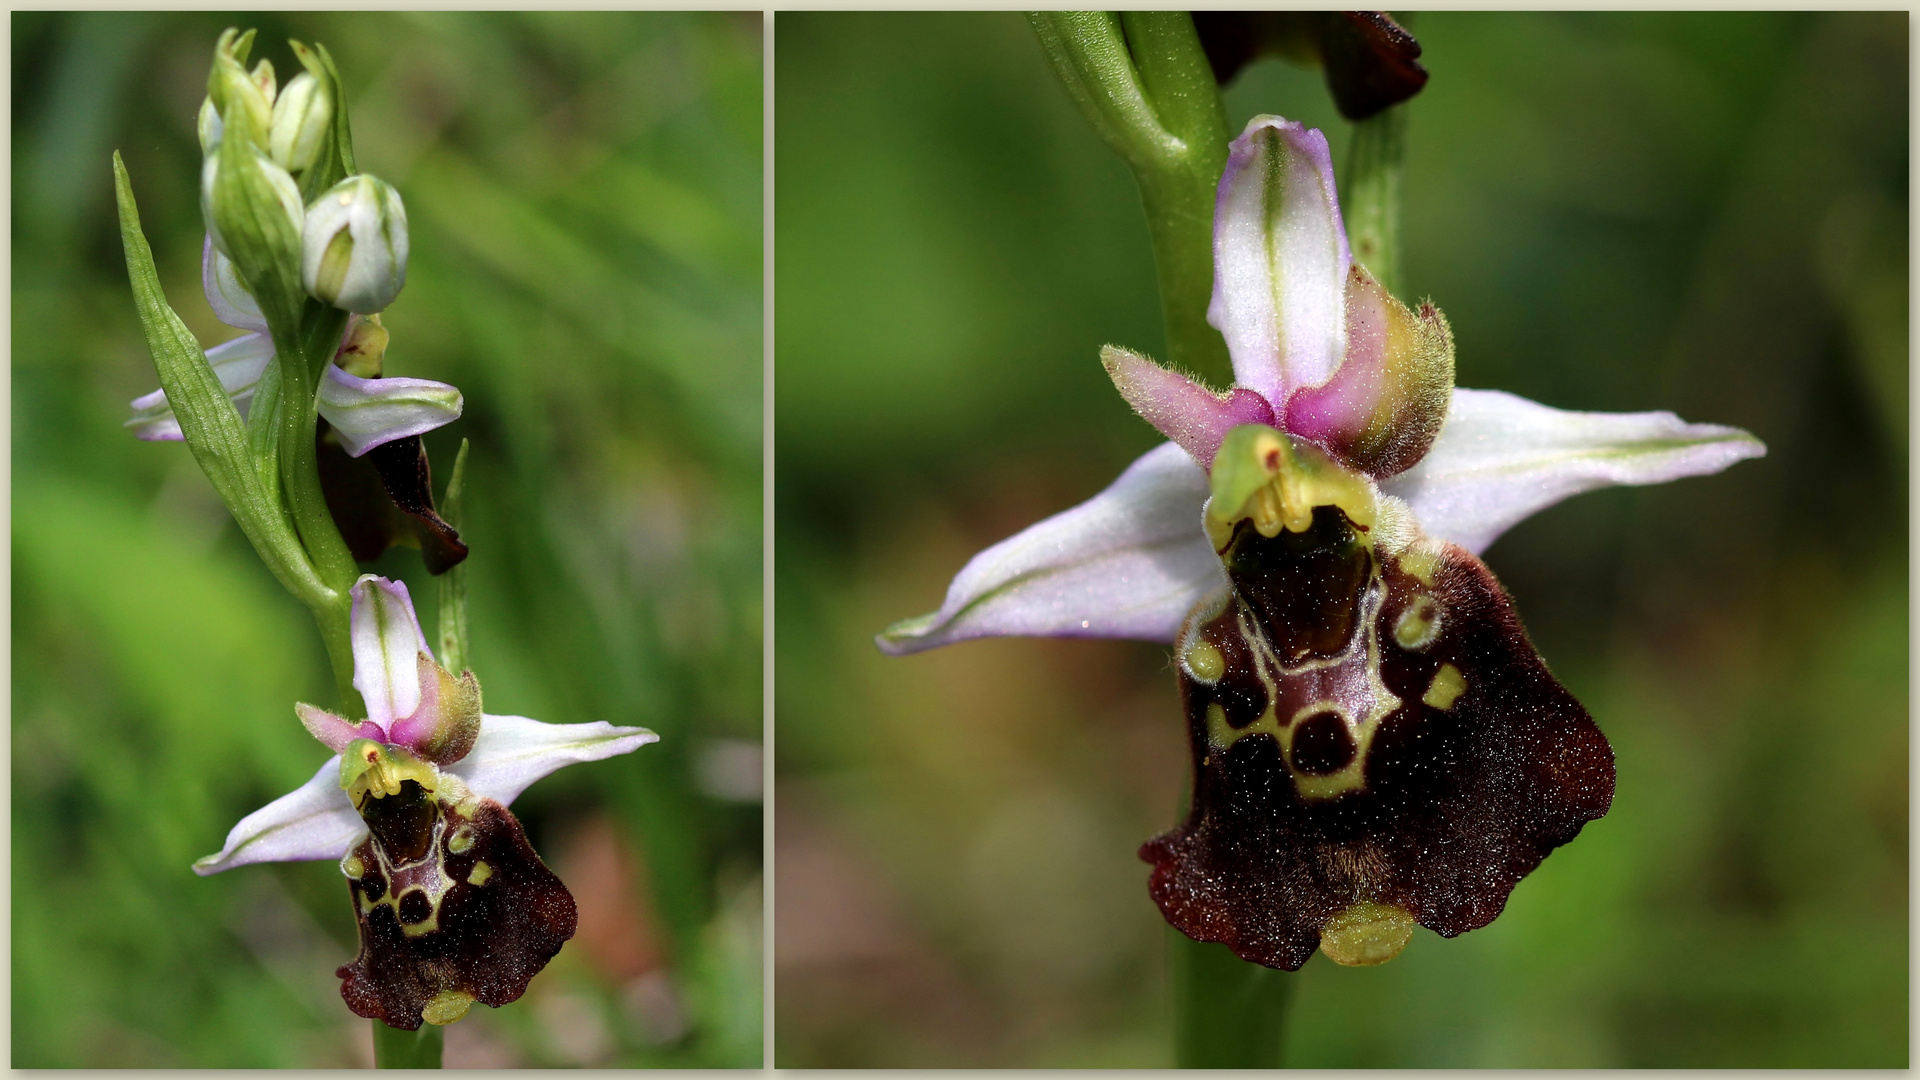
[269,71,331,172]
[249,58,277,105]
[303,174,409,313]
[207,29,273,149]
[197,97,223,156]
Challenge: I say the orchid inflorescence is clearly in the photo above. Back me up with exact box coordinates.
[115,29,655,1032]
[881,115,1763,969]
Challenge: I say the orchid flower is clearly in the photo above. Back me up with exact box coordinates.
[126,236,461,458]
[880,116,1763,970]
[195,575,657,1028]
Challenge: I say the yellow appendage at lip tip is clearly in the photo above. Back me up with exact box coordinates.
[422,990,475,1026]
[1319,901,1415,966]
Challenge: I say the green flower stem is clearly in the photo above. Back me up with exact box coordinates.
[1343,104,1409,298]
[1028,11,1232,379]
[270,304,364,713]
[372,1020,442,1069]
[1172,929,1295,1067]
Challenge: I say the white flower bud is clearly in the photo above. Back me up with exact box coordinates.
[197,97,223,156]
[269,71,331,173]
[208,46,273,148]
[302,174,409,314]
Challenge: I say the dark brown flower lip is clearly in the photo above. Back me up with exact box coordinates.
[337,782,576,1029]
[1146,504,1613,970]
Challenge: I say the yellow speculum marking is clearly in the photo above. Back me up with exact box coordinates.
[1319,902,1416,966]
[1393,595,1440,651]
[467,861,492,887]
[1423,663,1466,710]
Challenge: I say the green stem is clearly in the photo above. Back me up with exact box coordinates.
[271,303,364,713]
[371,1020,442,1068]
[1028,11,1231,378]
[1343,104,1409,298]
[1172,929,1295,1067]
[1119,12,1233,379]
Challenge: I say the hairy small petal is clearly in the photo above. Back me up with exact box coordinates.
[125,332,275,441]
[447,715,659,807]
[298,701,388,752]
[876,442,1225,654]
[351,575,432,730]
[202,233,267,332]
[1382,388,1767,554]
[385,656,483,767]
[1284,266,1454,479]
[192,756,362,874]
[1102,346,1277,469]
[317,367,463,458]
[1208,115,1350,407]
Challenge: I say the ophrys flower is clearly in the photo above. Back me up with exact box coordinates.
[880,115,1763,969]
[194,575,657,1027]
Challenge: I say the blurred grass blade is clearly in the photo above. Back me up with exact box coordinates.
[437,438,470,672]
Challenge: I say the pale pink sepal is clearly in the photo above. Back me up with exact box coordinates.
[1382,388,1768,554]
[316,366,464,457]
[1102,346,1277,469]
[446,714,660,807]
[191,755,363,875]
[125,332,275,441]
[350,575,431,730]
[1207,115,1350,409]
[876,441,1225,655]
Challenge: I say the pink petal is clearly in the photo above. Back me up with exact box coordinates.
[1103,346,1277,469]
[296,702,387,753]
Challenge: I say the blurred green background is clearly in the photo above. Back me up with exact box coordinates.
[775,11,1905,1068]
[14,11,761,1067]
